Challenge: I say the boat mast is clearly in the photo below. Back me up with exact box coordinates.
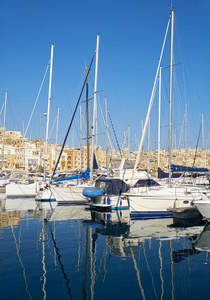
[40,117,42,171]
[1,91,7,174]
[105,97,108,168]
[169,9,174,188]
[80,105,83,169]
[158,67,162,169]
[185,104,187,165]
[44,44,54,182]
[55,107,59,170]
[130,16,171,185]
[202,113,204,167]
[23,120,25,170]
[85,67,90,169]
[148,117,150,173]
[128,124,130,159]
[90,34,100,181]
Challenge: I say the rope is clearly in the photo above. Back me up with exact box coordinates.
[192,122,202,168]
[24,61,50,139]
[107,108,122,157]
[52,52,96,179]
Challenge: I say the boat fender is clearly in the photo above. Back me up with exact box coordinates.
[174,198,179,208]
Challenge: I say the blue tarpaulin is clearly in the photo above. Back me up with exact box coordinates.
[83,187,105,197]
[54,167,90,182]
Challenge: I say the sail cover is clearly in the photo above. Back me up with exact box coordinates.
[171,165,209,172]
[158,168,182,179]
[93,152,98,170]
[54,167,90,182]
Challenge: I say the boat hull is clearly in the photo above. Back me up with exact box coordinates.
[194,198,210,221]
[6,182,37,198]
[126,187,202,218]
[51,186,89,205]
[88,195,129,210]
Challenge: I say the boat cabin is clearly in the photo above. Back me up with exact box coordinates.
[95,178,130,196]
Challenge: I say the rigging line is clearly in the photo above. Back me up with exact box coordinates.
[0,101,4,117]
[96,94,113,150]
[7,94,18,131]
[49,223,73,299]
[49,113,57,140]
[52,52,96,179]
[107,108,122,157]
[192,122,202,168]
[178,114,185,150]
[175,15,208,135]
[54,48,82,142]
[24,61,50,139]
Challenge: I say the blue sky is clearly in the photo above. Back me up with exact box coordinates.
[0,0,210,152]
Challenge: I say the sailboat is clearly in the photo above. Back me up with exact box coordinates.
[6,46,55,199]
[48,35,100,204]
[123,10,208,218]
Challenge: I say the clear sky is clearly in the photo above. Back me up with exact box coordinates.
[0,0,210,153]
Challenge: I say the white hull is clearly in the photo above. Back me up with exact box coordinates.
[193,195,210,221]
[126,186,203,217]
[6,182,38,198]
[89,195,129,210]
[51,185,89,205]
[35,189,56,202]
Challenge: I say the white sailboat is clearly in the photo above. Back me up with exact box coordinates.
[123,10,207,218]
[6,46,55,199]
[36,44,56,201]
[50,35,100,204]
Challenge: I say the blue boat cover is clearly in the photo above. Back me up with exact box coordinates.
[171,164,208,172]
[158,168,182,179]
[54,167,90,182]
[83,187,105,197]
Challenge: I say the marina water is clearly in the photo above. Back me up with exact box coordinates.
[1,198,210,299]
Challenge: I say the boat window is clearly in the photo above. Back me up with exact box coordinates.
[123,160,135,169]
[133,179,160,187]
[115,180,129,194]
[95,181,106,189]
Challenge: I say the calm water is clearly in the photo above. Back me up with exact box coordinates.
[1,198,210,299]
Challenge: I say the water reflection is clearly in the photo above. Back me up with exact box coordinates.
[0,197,208,299]
[194,223,210,253]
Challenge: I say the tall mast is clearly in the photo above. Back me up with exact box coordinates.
[90,34,100,181]
[85,67,90,168]
[185,104,187,165]
[23,120,25,170]
[169,9,174,188]
[105,97,108,168]
[40,116,42,170]
[148,117,150,173]
[128,124,130,159]
[130,15,171,185]
[44,44,54,182]
[1,91,7,174]
[202,113,204,167]
[55,107,59,170]
[80,105,83,169]
[158,67,162,169]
